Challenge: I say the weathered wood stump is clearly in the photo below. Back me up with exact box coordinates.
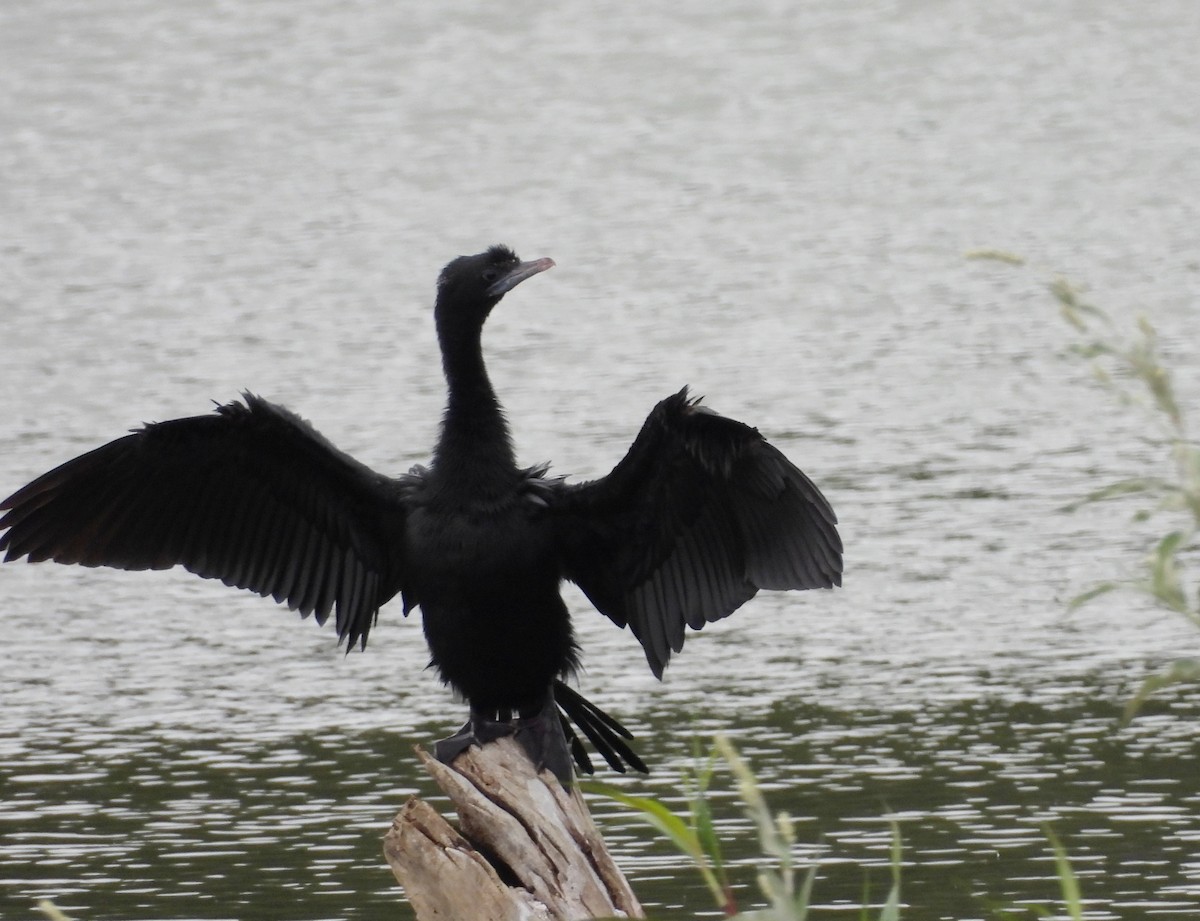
[384,737,644,920]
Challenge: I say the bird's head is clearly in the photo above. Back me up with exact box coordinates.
[436,245,555,326]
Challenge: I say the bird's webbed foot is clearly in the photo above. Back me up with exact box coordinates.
[432,709,520,765]
[433,718,480,765]
[433,700,574,785]
[511,697,575,785]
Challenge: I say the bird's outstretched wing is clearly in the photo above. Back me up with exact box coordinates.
[0,394,412,649]
[551,388,842,678]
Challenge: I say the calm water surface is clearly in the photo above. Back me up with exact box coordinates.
[2,1,1199,919]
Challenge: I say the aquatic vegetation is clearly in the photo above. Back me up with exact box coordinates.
[1045,827,1084,921]
[586,739,737,916]
[586,736,1099,920]
[1049,275,1200,722]
[588,735,902,920]
[970,251,1200,721]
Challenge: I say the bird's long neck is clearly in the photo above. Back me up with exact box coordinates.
[433,318,518,493]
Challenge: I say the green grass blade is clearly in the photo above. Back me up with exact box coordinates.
[964,248,1025,265]
[583,782,703,861]
[876,823,903,921]
[791,861,818,920]
[583,780,730,911]
[1149,531,1188,612]
[692,781,727,884]
[715,735,783,859]
[1066,581,1121,611]
[1121,658,1200,726]
[1044,827,1083,921]
[1059,476,1173,511]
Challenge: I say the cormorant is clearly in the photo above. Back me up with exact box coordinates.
[0,245,842,782]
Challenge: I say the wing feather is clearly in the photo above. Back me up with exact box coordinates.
[291,525,324,614]
[553,388,842,677]
[0,393,413,649]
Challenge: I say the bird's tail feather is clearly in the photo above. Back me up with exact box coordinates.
[553,679,648,775]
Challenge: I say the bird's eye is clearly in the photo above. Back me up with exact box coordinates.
[481,268,500,285]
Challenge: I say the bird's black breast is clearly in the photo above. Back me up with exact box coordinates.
[403,487,576,710]
[403,496,556,606]
[400,465,562,608]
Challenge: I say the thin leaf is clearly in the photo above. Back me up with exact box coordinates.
[684,752,734,914]
[693,790,723,870]
[583,782,702,859]
[964,249,1025,265]
[1069,341,1117,360]
[1049,278,1108,332]
[1181,444,1200,498]
[1146,367,1183,430]
[876,823,903,921]
[1121,658,1200,726]
[1059,476,1174,511]
[38,904,74,921]
[1044,827,1083,921]
[715,735,783,860]
[792,861,818,920]
[584,780,731,912]
[878,881,903,921]
[1067,581,1121,611]
[1149,531,1188,612]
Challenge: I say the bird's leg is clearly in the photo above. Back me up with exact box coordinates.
[431,706,525,763]
[432,697,574,786]
[512,695,574,786]
[433,717,479,764]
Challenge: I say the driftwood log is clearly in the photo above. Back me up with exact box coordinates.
[384,737,645,920]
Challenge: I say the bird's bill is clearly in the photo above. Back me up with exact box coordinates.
[487,257,555,297]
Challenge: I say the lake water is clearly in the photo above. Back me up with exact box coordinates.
[2,1,1199,919]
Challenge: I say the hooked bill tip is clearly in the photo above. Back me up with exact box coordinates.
[487,256,555,297]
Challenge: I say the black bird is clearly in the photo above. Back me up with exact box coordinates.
[0,246,842,782]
